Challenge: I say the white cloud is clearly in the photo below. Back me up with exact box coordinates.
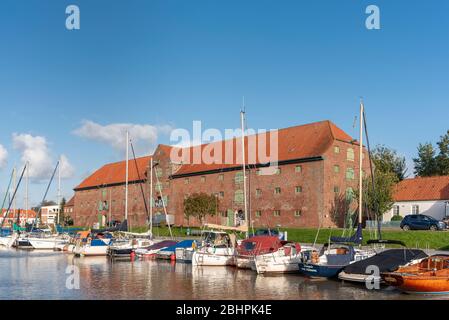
[0,144,7,169]
[73,120,173,155]
[60,154,75,179]
[12,134,75,181]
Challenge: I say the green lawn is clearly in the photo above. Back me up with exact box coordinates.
[128,225,449,250]
[282,228,449,251]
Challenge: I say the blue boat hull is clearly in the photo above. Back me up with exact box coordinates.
[298,263,344,278]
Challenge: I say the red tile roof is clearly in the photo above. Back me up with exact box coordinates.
[1,209,37,218]
[172,120,354,176]
[75,156,151,190]
[73,120,356,189]
[393,176,449,201]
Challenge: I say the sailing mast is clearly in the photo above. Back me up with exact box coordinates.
[25,162,29,225]
[358,101,364,226]
[57,156,61,225]
[240,100,249,238]
[125,130,129,231]
[150,157,153,237]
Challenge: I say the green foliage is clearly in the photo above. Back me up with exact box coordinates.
[391,215,403,222]
[413,131,449,177]
[371,145,407,181]
[183,193,219,224]
[414,142,439,177]
[355,170,398,218]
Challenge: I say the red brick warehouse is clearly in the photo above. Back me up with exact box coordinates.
[72,120,370,229]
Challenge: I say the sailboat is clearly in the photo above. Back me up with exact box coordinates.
[0,169,18,248]
[298,101,376,278]
[192,108,250,267]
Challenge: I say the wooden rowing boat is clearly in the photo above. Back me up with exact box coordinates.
[382,255,449,294]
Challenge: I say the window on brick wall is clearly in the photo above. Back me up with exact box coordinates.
[256,189,262,197]
[295,165,302,173]
[184,178,190,185]
[235,172,244,184]
[334,165,340,173]
[334,146,340,154]
[347,148,355,161]
[218,174,224,181]
[346,167,355,180]
[274,187,281,195]
[221,211,227,217]
[255,210,262,217]
[273,210,281,217]
[201,176,206,183]
[275,167,281,175]
[219,191,224,198]
[234,190,244,204]
[294,210,302,217]
[334,186,340,193]
[295,186,303,194]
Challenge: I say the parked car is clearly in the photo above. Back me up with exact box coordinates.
[400,214,447,231]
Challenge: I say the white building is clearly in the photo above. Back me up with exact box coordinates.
[41,205,60,224]
[385,176,449,221]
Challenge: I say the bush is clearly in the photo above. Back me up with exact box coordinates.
[391,215,403,222]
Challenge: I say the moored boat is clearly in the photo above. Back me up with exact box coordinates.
[108,238,154,260]
[236,235,285,269]
[382,255,449,294]
[192,230,236,267]
[252,241,313,274]
[74,232,113,257]
[135,240,178,259]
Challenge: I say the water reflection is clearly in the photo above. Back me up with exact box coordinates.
[0,249,445,300]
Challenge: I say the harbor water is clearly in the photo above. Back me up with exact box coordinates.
[0,248,445,300]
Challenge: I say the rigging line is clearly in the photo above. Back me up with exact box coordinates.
[363,109,382,240]
[0,165,27,230]
[0,169,14,217]
[154,164,173,239]
[129,142,150,222]
[30,161,60,232]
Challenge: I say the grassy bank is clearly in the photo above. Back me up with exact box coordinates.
[129,226,449,250]
[282,228,449,251]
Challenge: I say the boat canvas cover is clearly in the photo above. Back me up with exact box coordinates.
[343,249,428,275]
[236,236,283,256]
[159,240,195,254]
[147,240,178,251]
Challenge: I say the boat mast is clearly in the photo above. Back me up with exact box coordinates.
[57,157,61,225]
[358,101,364,226]
[25,162,29,226]
[150,157,153,236]
[125,130,129,228]
[240,100,249,238]
[13,167,16,226]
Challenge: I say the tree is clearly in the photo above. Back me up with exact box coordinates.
[355,170,398,219]
[436,130,449,175]
[371,145,407,181]
[413,143,439,177]
[183,193,219,225]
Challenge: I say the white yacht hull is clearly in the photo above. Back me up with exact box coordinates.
[253,254,302,274]
[75,245,109,257]
[28,238,68,250]
[192,248,235,266]
[0,234,17,248]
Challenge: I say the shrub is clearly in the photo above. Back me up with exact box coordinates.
[391,215,403,222]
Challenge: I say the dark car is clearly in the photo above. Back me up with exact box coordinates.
[400,214,446,231]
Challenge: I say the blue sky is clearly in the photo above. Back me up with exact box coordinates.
[0,0,448,206]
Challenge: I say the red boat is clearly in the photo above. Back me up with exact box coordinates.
[235,236,292,269]
[382,255,449,295]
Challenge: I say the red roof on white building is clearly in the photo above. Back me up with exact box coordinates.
[393,176,449,202]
